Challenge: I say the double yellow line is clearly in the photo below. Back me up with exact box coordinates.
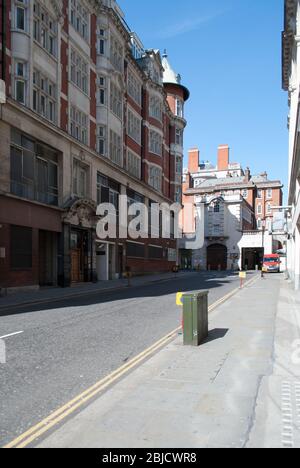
[208,274,259,312]
[4,330,179,449]
[4,274,259,449]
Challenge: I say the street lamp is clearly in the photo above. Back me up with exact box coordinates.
[261,219,266,278]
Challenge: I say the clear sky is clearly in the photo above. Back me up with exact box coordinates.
[120,0,288,198]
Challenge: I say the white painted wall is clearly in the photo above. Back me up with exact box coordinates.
[285,1,300,289]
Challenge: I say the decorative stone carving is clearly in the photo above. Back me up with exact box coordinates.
[50,0,64,20]
[63,199,98,229]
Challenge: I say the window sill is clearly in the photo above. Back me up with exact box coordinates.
[127,134,142,146]
[149,115,163,124]
[11,29,30,37]
[33,40,58,62]
[69,81,90,100]
[69,24,90,46]
[148,151,162,158]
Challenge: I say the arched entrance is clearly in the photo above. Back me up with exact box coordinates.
[62,199,98,284]
[207,244,228,271]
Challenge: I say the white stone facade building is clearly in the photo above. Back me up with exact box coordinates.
[282,0,300,290]
[180,146,283,271]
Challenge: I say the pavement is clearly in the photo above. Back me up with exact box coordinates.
[24,273,298,449]
[0,270,250,447]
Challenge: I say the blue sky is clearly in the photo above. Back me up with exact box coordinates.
[121,0,288,197]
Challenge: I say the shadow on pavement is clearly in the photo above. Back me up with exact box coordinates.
[204,328,229,344]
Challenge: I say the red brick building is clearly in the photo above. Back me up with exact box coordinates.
[0,1,190,293]
[180,146,283,271]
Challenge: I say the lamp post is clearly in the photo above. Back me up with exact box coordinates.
[261,219,266,278]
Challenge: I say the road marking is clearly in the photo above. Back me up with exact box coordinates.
[0,331,24,340]
[3,275,259,449]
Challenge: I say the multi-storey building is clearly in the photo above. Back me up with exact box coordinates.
[0,0,190,294]
[180,146,283,271]
[282,0,300,290]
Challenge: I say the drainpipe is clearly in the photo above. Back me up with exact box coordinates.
[1,0,6,82]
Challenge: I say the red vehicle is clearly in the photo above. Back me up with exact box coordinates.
[262,254,281,273]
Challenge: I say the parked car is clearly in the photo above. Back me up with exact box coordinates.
[262,254,281,273]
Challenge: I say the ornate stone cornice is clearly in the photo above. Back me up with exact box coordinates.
[49,0,64,20]
[282,0,297,90]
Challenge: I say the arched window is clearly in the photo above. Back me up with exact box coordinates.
[214,202,220,213]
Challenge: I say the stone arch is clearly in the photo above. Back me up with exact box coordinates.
[207,244,228,271]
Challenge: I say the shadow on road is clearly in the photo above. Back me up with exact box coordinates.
[0,271,256,317]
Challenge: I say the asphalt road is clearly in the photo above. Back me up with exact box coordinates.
[0,271,255,446]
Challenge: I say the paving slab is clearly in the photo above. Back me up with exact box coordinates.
[36,274,285,448]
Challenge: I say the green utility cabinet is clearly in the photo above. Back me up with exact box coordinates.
[182,291,209,346]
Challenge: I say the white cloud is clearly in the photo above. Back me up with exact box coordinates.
[156,11,226,39]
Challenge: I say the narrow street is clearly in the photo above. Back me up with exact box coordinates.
[0,271,252,447]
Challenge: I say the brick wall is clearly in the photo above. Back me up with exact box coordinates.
[0,0,12,94]
[0,225,39,289]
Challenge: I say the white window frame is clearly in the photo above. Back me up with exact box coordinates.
[110,82,123,120]
[127,109,141,144]
[127,69,142,106]
[149,130,163,156]
[70,48,89,95]
[127,150,141,179]
[97,28,107,56]
[97,125,106,156]
[110,36,123,73]
[175,128,183,147]
[149,95,163,122]
[97,76,107,106]
[70,0,89,42]
[149,165,162,192]
[73,159,89,198]
[176,98,184,118]
[70,106,88,145]
[14,1,27,32]
[33,70,56,123]
[266,203,272,214]
[14,61,27,105]
[109,130,122,167]
[33,2,57,57]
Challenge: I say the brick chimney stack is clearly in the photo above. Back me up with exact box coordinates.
[245,167,251,182]
[188,148,200,174]
[217,145,230,171]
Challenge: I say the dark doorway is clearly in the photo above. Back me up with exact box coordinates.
[39,231,57,286]
[242,248,264,270]
[207,244,227,271]
[118,245,124,278]
[180,250,192,270]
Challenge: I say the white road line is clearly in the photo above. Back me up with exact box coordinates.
[0,331,24,340]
